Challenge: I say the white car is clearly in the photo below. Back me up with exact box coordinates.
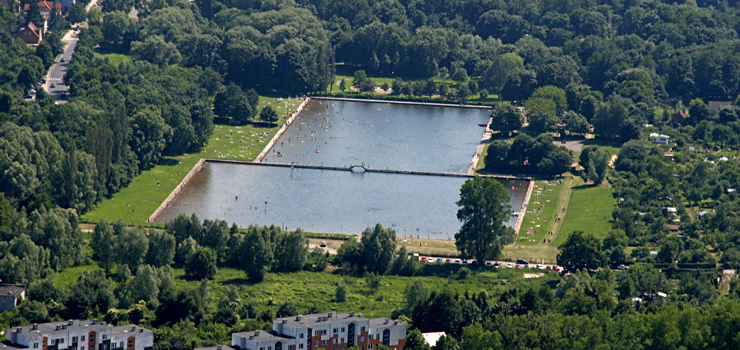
[537,264,545,270]
[506,263,513,268]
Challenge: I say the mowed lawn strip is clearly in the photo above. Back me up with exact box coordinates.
[81,97,304,225]
[517,180,565,246]
[555,183,615,245]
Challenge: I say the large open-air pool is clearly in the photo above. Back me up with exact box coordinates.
[154,99,528,239]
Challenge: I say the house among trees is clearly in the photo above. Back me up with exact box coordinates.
[671,110,686,125]
[649,133,670,144]
[23,1,62,19]
[205,312,406,350]
[708,101,732,114]
[5,320,154,350]
[0,284,25,312]
[18,22,44,44]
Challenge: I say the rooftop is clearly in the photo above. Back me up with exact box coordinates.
[0,285,25,297]
[195,346,236,350]
[233,331,294,342]
[274,312,366,328]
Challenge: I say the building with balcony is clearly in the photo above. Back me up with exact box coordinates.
[224,312,405,350]
[4,320,153,350]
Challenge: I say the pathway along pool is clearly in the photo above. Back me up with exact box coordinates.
[154,163,528,240]
[261,99,491,173]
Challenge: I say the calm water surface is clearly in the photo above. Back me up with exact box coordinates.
[261,100,491,173]
[155,163,528,240]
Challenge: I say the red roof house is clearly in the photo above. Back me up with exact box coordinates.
[18,22,43,44]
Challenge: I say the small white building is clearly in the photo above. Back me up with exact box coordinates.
[654,134,670,144]
[421,332,446,347]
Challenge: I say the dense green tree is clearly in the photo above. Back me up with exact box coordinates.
[491,104,523,136]
[579,146,609,184]
[273,229,308,272]
[456,177,514,264]
[276,302,299,318]
[185,246,218,280]
[66,270,116,318]
[113,226,149,272]
[146,230,176,267]
[557,231,606,272]
[360,223,397,275]
[240,229,273,282]
[260,106,279,127]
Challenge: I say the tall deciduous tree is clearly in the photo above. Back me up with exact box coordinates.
[557,231,606,272]
[240,229,273,282]
[361,223,397,275]
[491,104,523,136]
[273,228,308,272]
[455,177,514,264]
[185,246,217,280]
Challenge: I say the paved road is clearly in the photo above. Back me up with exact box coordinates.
[41,0,99,104]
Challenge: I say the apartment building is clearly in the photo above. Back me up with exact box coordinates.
[229,312,405,350]
[5,320,153,350]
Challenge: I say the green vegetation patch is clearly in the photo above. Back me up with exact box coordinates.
[93,49,132,66]
[556,184,615,245]
[169,267,557,318]
[518,180,565,246]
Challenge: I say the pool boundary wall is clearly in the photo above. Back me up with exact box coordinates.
[513,180,536,235]
[147,158,206,223]
[255,97,311,162]
[312,96,493,109]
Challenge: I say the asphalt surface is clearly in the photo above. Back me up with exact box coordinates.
[40,0,99,104]
[43,32,77,104]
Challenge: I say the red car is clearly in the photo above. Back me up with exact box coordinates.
[515,264,521,269]
[420,256,427,262]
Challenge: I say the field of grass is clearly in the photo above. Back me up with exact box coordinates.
[93,49,132,66]
[81,97,304,225]
[517,179,565,246]
[582,138,622,156]
[54,264,103,289]
[555,181,615,245]
[168,266,558,318]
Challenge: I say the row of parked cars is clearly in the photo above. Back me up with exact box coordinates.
[417,256,561,271]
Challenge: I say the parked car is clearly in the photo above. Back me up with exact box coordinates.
[553,265,561,271]
[445,259,452,264]
[60,58,65,62]
[319,241,327,247]
[51,83,56,88]
[617,264,629,270]
[524,264,531,269]
[24,94,32,99]
[516,259,529,265]
[461,259,467,265]
[537,264,544,269]
[494,262,501,269]
[436,258,442,263]
[420,256,427,262]
[515,264,521,269]
[506,263,513,268]
[485,261,492,267]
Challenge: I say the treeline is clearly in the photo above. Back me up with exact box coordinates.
[400,265,735,349]
[484,131,573,175]
[91,214,313,283]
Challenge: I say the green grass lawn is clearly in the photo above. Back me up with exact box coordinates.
[55,264,103,289]
[582,138,622,156]
[518,180,565,246]
[93,49,132,66]
[169,266,558,317]
[81,96,304,225]
[555,183,615,245]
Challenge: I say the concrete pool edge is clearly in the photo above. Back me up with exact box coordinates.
[255,97,311,162]
[312,96,494,109]
[149,158,535,233]
[147,158,206,223]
